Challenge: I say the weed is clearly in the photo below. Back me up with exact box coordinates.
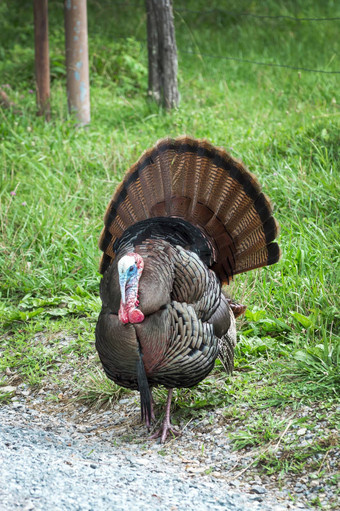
[229,412,292,450]
[293,338,340,390]
[75,367,131,409]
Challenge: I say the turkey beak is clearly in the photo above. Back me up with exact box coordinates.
[119,274,127,304]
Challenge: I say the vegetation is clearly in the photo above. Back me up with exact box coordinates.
[0,0,339,503]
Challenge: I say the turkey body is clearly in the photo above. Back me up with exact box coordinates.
[95,137,280,441]
[96,236,234,388]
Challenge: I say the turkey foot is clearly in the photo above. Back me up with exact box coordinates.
[149,389,180,443]
[150,419,180,443]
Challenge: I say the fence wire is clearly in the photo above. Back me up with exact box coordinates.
[112,2,340,75]
[175,8,340,22]
[180,50,340,74]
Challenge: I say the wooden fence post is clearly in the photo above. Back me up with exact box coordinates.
[64,0,90,125]
[33,0,50,120]
[146,0,179,109]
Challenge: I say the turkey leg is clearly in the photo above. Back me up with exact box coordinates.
[145,390,156,429]
[150,388,180,443]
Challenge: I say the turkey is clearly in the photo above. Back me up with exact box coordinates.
[95,136,280,442]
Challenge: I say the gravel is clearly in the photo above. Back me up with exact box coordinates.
[0,403,308,511]
[1,352,338,511]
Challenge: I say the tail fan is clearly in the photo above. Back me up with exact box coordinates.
[99,136,280,282]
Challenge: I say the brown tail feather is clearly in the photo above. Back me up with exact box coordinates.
[99,136,281,281]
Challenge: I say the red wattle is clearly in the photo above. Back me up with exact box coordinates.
[128,308,145,323]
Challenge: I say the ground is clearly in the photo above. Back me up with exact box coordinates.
[1,329,339,509]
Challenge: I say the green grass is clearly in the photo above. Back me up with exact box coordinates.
[75,367,132,409]
[0,0,339,491]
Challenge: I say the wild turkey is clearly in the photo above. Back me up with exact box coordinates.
[95,136,280,442]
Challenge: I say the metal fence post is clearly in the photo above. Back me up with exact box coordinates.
[64,0,90,125]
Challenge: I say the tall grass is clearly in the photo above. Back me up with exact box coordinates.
[0,0,339,392]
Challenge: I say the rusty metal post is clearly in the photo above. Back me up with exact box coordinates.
[64,0,90,125]
[33,0,50,120]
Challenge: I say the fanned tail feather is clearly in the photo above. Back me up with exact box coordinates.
[99,136,281,281]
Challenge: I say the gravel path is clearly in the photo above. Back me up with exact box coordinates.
[0,403,308,511]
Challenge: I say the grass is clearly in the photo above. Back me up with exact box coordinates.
[0,0,339,501]
[75,367,132,409]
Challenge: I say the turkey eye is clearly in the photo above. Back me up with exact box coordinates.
[129,265,134,272]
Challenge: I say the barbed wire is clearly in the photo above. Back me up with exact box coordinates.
[180,50,340,74]
[175,8,340,22]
